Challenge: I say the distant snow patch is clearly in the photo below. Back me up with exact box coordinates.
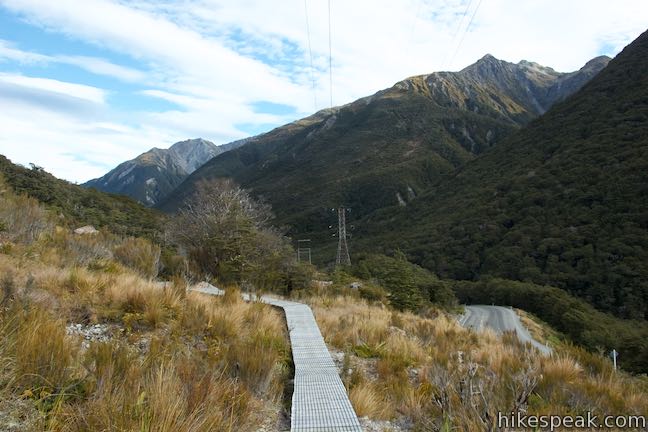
[407,186,416,200]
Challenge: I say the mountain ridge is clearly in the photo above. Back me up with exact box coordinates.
[357,30,648,321]
[84,138,243,206]
[158,54,609,235]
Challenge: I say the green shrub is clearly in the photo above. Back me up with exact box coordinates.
[0,156,163,240]
[352,252,457,310]
[359,284,388,303]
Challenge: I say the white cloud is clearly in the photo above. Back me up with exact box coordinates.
[56,55,146,82]
[139,89,297,139]
[0,0,646,183]
[0,39,146,82]
[0,0,308,105]
[0,96,173,181]
[0,73,106,104]
[0,39,49,63]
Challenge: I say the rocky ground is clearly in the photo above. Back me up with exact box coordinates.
[0,397,40,432]
[65,322,112,349]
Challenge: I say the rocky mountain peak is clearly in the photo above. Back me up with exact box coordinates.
[580,55,612,71]
[478,53,499,63]
[517,59,558,76]
[159,51,611,219]
[168,138,219,173]
[170,138,213,154]
[84,138,241,206]
[461,53,509,78]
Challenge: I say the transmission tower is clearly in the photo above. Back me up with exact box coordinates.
[297,239,312,265]
[335,207,351,266]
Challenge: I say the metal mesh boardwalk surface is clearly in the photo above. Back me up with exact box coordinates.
[190,285,362,432]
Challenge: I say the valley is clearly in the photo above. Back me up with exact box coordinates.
[0,4,646,430]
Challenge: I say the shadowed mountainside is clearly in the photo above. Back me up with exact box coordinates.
[159,55,608,228]
[358,30,648,321]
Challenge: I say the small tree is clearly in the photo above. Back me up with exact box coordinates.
[167,179,296,287]
[383,251,425,311]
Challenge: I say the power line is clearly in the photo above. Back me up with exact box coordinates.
[303,0,317,110]
[448,0,484,70]
[442,0,474,69]
[409,0,423,43]
[328,0,333,108]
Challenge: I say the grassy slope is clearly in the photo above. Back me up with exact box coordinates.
[309,293,648,430]
[452,278,648,373]
[0,182,289,431]
[0,155,163,240]
[1,173,646,431]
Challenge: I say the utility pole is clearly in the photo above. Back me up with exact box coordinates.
[297,239,312,265]
[335,207,351,267]
[610,349,618,371]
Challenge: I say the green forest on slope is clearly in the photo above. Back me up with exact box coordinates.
[338,29,648,373]
[159,55,606,250]
[0,155,163,240]
[361,29,648,321]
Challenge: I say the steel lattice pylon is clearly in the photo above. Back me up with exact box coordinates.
[336,207,351,266]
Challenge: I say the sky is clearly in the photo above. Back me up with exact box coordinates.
[0,0,645,183]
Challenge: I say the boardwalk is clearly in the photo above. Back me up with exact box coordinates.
[190,284,362,432]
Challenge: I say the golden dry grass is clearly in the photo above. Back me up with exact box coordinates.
[0,250,289,432]
[310,295,648,431]
[1,185,646,431]
[349,384,388,418]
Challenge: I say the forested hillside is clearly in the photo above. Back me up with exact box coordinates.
[360,29,648,321]
[160,55,607,236]
[0,155,163,239]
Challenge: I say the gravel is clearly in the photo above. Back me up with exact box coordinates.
[65,323,112,349]
[0,397,40,431]
[360,416,409,431]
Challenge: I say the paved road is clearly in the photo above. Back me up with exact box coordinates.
[459,305,551,355]
[190,283,362,432]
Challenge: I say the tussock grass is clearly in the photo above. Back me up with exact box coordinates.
[349,384,388,418]
[311,295,648,430]
[14,307,78,391]
[0,249,289,431]
[113,236,160,278]
[2,182,646,430]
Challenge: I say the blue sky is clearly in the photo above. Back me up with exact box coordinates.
[0,0,645,182]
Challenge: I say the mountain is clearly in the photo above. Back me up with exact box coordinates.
[0,154,162,239]
[159,55,609,236]
[84,138,243,206]
[356,31,648,322]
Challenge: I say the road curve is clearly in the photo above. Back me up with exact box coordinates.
[459,305,551,355]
